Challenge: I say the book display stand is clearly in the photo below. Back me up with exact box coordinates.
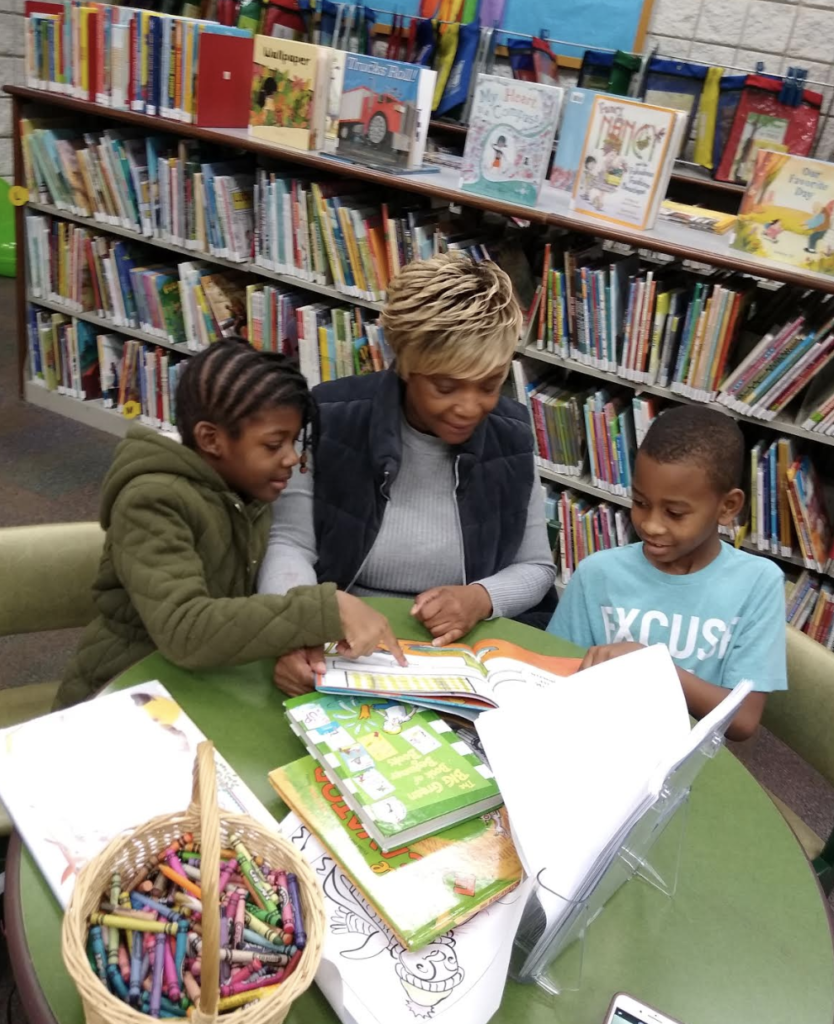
[510,724,726,996]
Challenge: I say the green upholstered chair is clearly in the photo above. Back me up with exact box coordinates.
[761,625,834,895]
[0,522,104,836]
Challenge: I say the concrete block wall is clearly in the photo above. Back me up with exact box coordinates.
[0,0,24,180]
[648,0,834,159]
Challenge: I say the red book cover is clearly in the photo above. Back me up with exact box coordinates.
[194,34,253,128]
[86,8,100,102]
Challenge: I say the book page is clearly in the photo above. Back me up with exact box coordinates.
[470,639,580,704]
[317,641,493,705]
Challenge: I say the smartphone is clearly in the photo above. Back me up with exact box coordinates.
[604,993,686,1024]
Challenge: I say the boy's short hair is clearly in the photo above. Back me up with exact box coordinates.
[380,252,522,380]
[640,405,745,493]
[175,338,314,450]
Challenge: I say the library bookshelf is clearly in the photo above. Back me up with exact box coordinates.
[7,82,834,598]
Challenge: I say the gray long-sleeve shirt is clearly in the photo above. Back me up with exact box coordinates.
[258,416,557,618]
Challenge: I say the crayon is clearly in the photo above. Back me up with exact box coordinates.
[175,927,188,987]
[229,834,279,920]
[90,913,179,936]
[172,893,202,913]
[163,936,181,1002]
[217,858,238,894]
[215,985,282,1011]
[275,871,294,936]
[158,864,202,900]
[229,959,262,985]
[118,942,131,983]
[129,930,144,1006]
[141,992,187,1018]
[131,893,185,922]
[242,910,289,947]
[150,871,168,900]
[88,926,108,985]
[182,970,200,1005]
[283,948,303,982]
[180,864,202,882]
[150,934,165,1018]
[118,889,136,955]
[107,961,130,1001]
[219,970,285,998]
[180,852,201,862]
[241,929,287,952]
[241,875,266,911]
[287,874,306,950]
[233,893,246,949]
[102,903,157,921]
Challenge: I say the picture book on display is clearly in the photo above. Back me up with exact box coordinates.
[281,813,531,1024]
[459,74,563,207]
[284,692,503,851]
[731,150,834,277]
[550,87,606,192]
[0,682,277,907]
[571,95,683,230]
[248,35,331,150]
[269,755,521,950]
[335,53,436,171]
[315,638,580,717]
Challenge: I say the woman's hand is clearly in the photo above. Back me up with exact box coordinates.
[579,641,645,671]
[335,592,407,664]
[273,646,326,697]
[410,584,493,647]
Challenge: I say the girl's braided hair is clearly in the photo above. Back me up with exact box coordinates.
[175,338,316,452]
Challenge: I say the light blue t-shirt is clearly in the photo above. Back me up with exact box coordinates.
[548,542,787,692]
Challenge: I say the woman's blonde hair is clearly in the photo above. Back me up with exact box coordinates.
[380,251,522,379]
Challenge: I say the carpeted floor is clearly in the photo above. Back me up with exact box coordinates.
[1,275,833,1022]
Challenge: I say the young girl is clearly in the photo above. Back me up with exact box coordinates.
[56,339,403,708]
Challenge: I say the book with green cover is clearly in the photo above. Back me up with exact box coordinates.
[284,692,503,851]
[269,755,521,950]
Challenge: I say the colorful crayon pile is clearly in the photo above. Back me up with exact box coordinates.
[85,831,307,1018]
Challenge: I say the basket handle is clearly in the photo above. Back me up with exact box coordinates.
[187,741,220,1023]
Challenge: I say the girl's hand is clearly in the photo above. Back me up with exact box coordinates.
[335,592,407,664]
[410,584,493,647]
[579,641,645,671]
[273,646,326,697]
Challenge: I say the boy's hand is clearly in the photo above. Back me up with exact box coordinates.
[335,592,407,664]
[579,641,645,671]
[273,646,326,697]
[410,585,493,648]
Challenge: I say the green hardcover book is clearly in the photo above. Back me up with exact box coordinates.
[284,692,503,851]
[269,755,521,950]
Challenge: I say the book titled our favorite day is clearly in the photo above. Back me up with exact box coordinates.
[460,74,563,207]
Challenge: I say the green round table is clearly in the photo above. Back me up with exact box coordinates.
[6,599,834,1024]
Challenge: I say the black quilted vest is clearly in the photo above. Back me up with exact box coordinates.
[311,370,555,625]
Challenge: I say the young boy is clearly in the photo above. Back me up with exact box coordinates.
[56,340,404,709]
[548,405,786,740]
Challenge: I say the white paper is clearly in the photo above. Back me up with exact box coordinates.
[0,682,278,907]
[282,813,532,1024]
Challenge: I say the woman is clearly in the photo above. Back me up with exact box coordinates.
[260,252,558,694]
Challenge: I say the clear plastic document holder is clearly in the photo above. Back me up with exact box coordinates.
[510,723,727,996]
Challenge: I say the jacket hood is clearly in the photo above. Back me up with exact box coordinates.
[100,426,230,528]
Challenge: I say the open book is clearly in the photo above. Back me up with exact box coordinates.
[315,638,581,719]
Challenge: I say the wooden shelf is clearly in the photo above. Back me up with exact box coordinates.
[27,293,193,354]
[26,201,383,312]
[517,345,834,450]
[9,84,834,296]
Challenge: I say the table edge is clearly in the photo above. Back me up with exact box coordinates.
[5,830,60,1024]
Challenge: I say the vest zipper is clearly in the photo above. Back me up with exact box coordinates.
[453,455,467,585]
[345,470,391,593]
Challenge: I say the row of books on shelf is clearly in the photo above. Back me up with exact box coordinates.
[544,486,634,584]
[534,240,834,427]
[786,571,834,651]
[20,122,520,308]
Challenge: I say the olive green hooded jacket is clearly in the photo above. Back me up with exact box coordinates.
[56,427,341,708]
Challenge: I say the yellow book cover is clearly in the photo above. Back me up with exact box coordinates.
[78,7,94,97]
[182,24,195,122]
[732,150,834,277]
[249,35,326,150]
[317,323,332,382]
[311,184,345,289]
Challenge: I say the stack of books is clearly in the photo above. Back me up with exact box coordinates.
[787,571,834,649]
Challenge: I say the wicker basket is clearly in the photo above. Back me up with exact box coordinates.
[62,741,325,1024]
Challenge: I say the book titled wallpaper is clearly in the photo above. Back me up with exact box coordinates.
[571,95,679,231]
[269,756,521,950]
[284,692,502,851]
[731,150,834,277]
[248,35,330,150]
[460,74,563,207]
